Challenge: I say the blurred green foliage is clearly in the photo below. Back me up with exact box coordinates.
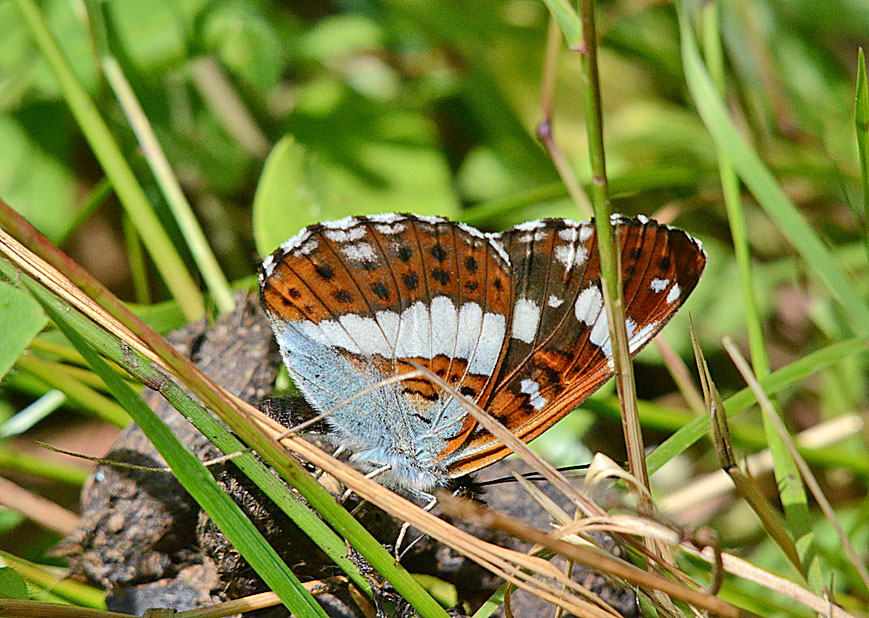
[0,0,867,615]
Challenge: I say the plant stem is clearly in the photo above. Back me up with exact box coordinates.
[577,0,649,498]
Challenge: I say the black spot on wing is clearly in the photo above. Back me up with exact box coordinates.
[430,244,448,261]
[432,269,450,285]
[315,264,334,280]
[371,281,390,300]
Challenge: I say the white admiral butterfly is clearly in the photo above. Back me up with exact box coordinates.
[259,214,705,497]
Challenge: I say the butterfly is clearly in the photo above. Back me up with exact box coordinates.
[258,213,706,498]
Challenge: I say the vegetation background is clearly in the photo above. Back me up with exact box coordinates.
[0,0,866,617]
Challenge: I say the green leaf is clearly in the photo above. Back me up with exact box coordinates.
[252,135,335,256]
[105,0,186,74]
[0,116,78,243]
[0,281,46,381]
[0,567,29,600]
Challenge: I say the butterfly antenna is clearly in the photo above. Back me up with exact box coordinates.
[475,462,595,487]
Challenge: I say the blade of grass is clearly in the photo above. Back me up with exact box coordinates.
[0,391,65,438]
[588,397,869,478]
[56,177,113,248]
[659,414,864,516]
[536,15,593,219]
[0,550,107,609]
[14,354,129,426]
[101,56,235,314]
[0,599,135,617]
[677,0,869,337]
[855,47,869,261]
[43,301,330,618]
[0,446,89,485]
[724,337,869,592]
[575,0,649,502]
[690,319,803,579]
[702,3,766,378]
[122,215,151,306]
[471,581,507,618]
[12,0,205,321]
[646,335,868,474]
[540,0,583,49]
[701,2,821,593]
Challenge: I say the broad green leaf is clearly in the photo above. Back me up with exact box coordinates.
[0,117,78,243]
[0,281,46,381]
[105,0,186,74]
[252,135,334,256]
[253,133,459,256]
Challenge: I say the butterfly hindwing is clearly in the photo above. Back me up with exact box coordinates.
[444,217,706,477]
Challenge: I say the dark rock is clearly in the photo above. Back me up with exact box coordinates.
[60,293,637,617]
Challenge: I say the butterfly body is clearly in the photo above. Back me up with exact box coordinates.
[259,214,705,497]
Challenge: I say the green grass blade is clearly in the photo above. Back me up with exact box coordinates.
[677,1,869,337]
[699,2,820,591]
[0,446,90,485]
[44,302,330,618]
[102,57,235,315]
[0,550,107,608]
[540,0,583,49]
[12,0,205,321]
[14,354,129,426]
[647,335,868,475]
[585,396,869,478]
[855,47,869,261]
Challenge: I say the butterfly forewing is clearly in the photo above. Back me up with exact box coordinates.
[444,217,706,477]
[259,214,513,448]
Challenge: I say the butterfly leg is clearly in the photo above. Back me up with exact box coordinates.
[313,445,346,483]
[340,463,392,503]
[393,493,437,562]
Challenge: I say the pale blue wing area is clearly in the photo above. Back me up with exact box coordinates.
[272,318,468,495]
